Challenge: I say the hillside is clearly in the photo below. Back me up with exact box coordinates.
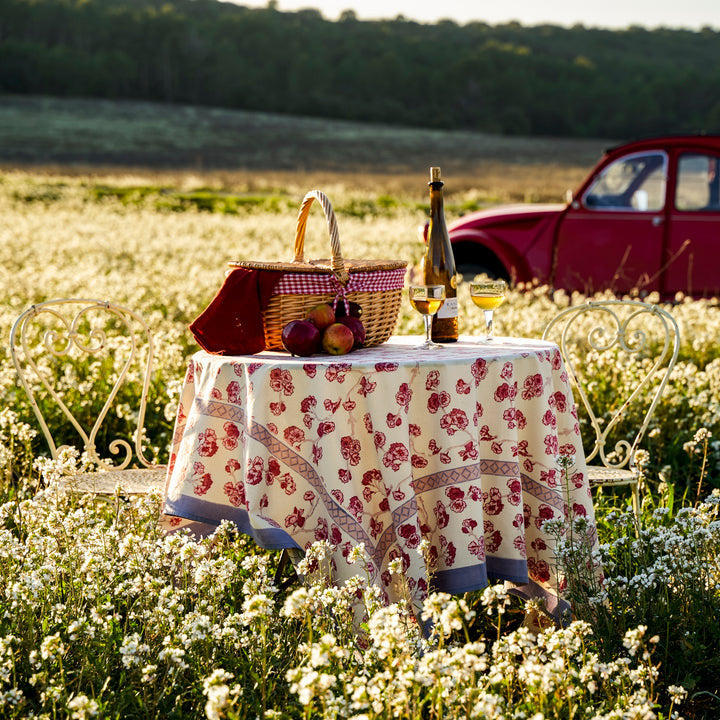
[0,94,612,200]
[1,0,719,139]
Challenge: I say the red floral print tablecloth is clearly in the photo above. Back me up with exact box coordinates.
[162,336,598,615]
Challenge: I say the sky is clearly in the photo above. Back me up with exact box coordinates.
[229,0,719,30]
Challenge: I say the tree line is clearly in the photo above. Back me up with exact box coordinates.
[1,0,719,138]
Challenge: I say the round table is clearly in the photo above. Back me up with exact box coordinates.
[162,336,599,616]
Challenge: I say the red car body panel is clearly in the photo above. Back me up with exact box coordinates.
[448,204,565,283]
[448,135,720,297]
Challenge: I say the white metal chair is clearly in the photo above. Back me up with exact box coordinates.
[542,300,680,514]
[10,299,167,496]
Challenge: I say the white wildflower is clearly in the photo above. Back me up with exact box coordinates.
[119,632,149,668]
[622,625,647,657]
[240,593,274,624]
[480,583,511,615]
[40,633,64,662]
[347,543,366,565]
[281,586,311,618]
[202,669,238,720]
[634,449,650,469]
[667,685,687,704]
[0,688,24,708]
[417,538,431,557]
[158,644,187,669]
[67,694,99,719]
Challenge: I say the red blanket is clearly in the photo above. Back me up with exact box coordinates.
[189,268,284,355]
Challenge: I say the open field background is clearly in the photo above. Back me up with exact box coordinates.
[1,95,718,489]
[2,95,720,719]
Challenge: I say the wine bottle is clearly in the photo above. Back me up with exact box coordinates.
[422,166,458,342]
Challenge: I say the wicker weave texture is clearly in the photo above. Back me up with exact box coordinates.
[263,287,402,350]
[233,190,406,351]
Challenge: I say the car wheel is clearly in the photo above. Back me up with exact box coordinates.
[452,244,508,283]
[457,262,501,282]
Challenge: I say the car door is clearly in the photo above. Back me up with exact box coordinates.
[553,151,667,295]
[663,151,720,297]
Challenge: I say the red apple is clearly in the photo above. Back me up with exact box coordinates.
[338,316,366,348]
[305,303,335,332]
[282,319,321,357]
[322,323,355,355]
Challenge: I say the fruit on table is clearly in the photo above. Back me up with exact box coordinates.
[281,319,321,357]
[322,322,355,355]
[305,303,336,332]
[282,303,366,357]
[334,301,363,319]
[337,316,366,348]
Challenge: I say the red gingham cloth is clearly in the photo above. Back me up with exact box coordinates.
[272,267,406,296]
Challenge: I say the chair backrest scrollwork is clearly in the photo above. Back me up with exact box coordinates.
[542,300,680,471]
[10,298,161,471]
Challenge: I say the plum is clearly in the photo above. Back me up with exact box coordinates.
[334,301,363,319]
[281,319,321,356]
[337,316,366,348]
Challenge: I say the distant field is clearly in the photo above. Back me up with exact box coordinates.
[0,94,613,202]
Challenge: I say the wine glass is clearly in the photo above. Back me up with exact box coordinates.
[470,279,507,341]
[408,284,446,349]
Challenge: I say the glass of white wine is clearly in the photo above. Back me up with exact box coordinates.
[408,284,446,349]
[470,279,507,341]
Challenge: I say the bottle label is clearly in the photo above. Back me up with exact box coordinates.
[437,296,458,319]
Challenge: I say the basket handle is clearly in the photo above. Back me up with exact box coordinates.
[294,190,349,286]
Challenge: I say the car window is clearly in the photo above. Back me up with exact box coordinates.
[675,153,720,211]
[583,151,667,212]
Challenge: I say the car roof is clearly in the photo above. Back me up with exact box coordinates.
[603,134,720,157]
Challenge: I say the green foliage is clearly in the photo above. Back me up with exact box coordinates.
[0,490,304,718]
[89,185,162,204]
[0,489,685,718]
[1,0,719,138]
[557,489,720,717]
[19,178,420,218]
[3,167,720,719]
[11,185,65,204]
[90,185,296,214]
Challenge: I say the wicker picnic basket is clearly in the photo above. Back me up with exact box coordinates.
[229,190,407,351]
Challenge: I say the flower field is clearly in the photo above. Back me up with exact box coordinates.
[1,168,720,718]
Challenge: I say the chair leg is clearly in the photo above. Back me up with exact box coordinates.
[631,482,641,520]
[274,548,299,591]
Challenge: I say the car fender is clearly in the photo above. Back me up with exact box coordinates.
[450,230,537,284]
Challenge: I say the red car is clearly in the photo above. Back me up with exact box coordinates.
[448,135,720,298]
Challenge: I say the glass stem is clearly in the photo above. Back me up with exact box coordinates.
[484,310,494,339]
[424,315,432,344]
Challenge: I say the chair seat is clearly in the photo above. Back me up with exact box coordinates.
[52,467,167,496]
[587,465,639,488]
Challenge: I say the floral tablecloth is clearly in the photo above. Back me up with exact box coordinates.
[162,336,598,615]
